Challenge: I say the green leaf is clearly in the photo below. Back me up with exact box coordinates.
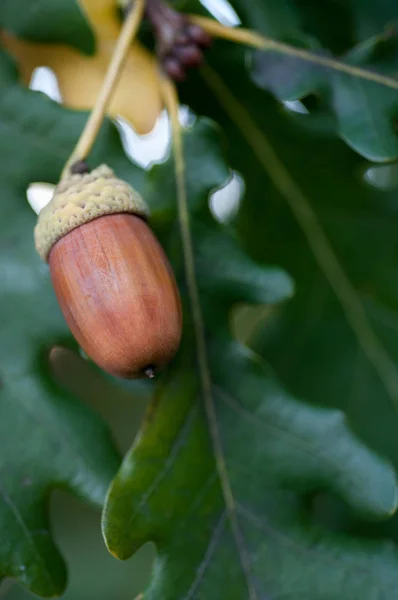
[252,32,398,161]
[227,0,398,51]
[0,50,143,596]
[0,0,95,54]
[224,0,301,38]
[250,42,327,103]
[231,52,398,546]
[174,19,398,594]
[333,0,398,42]
[220,0,398,161]
[102,118,398,599]
[333,36,398,161]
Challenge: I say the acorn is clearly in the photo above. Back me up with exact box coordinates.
[35,164,182,379]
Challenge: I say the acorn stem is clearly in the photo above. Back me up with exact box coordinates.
[70,160,90,175]
[62,0,146,178]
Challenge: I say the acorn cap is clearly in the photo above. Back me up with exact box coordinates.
[34,164,150,261]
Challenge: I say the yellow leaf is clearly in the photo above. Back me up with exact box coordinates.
[2,0,162,134]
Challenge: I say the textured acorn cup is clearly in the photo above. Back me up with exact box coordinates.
[35,165,182,379]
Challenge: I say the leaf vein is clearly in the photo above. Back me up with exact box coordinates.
[162,77,259,600]
[203,65,398,412]
[237,503,379,581]
[0,482,55,588]
[122,404,198,534]
[181,510,227,600]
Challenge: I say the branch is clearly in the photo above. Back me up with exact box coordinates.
[191,15,398,91]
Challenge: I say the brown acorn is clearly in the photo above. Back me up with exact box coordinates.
[35,165,182,379]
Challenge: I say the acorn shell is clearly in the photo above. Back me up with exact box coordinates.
[48,213,182,378]
[35,165,182,379]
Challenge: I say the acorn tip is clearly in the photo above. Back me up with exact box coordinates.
[144,366,156,379]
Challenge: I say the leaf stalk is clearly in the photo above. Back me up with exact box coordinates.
[160,74,258,600]
[63,0,146,177]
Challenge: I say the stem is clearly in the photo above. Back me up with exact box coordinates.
[63,0,146,177]
[159,73,258,600]
[191,15,398,91]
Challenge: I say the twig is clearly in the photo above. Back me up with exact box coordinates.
[191,15,398,91]
[63,0,146,177]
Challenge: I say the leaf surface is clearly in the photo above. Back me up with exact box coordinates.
[0,50,141,596]
[102,118,398,600]
[0,0,94,53]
